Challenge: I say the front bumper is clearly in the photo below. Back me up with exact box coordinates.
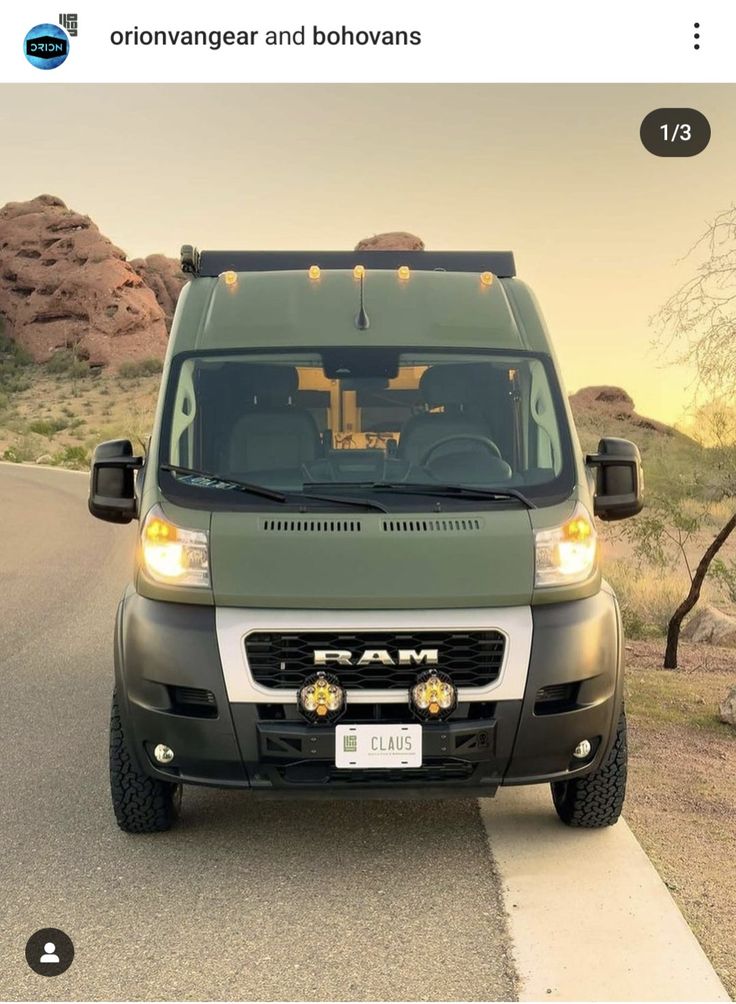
[113,589,623,796]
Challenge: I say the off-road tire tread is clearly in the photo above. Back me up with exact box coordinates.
[551,711,627,828]
[109,691,180,833]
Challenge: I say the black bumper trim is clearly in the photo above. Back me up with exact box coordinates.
[114,591,623,795]
[257,719,496,762]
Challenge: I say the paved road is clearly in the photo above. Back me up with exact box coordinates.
[0,464,517,1001]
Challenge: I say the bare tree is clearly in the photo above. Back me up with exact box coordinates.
[657,206,736,394]
[654,221,736,667]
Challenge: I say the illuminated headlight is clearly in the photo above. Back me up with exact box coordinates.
[410,670,457,721]
[534,503,598,587]
[298,672,345,724]
[140,504,210,587]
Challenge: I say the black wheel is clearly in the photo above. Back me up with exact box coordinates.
[109,690,182,834]
[551,711,627,828]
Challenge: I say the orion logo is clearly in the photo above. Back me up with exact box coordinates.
[24,17,76,69]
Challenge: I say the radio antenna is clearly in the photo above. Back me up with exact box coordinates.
[355,273,370,330]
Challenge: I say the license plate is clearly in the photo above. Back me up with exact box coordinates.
[335,723,422,768]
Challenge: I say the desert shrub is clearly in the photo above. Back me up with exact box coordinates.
[51,444,89,468]
[0,329,33,393]
[46,349,90,379]
[29,417,68,437]
[118,357,164,379]
[2,435,37,463]
[708,557,736,603]
[603,560,700,638]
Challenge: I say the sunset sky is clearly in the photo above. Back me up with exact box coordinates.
[1,83,734,426]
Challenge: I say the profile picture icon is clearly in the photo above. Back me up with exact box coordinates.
[25,928,74,976]
[24,23,70,70]
[40,942,60,963]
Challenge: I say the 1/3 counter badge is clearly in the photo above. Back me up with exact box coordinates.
[24,21,72,69]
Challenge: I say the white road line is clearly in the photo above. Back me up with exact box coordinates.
[482,786,729,1002]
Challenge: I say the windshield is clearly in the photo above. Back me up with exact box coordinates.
[160,348,574,505]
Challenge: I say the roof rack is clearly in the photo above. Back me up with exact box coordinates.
[180,246,516,278]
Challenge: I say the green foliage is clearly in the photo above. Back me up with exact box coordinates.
[616,490,711,576]
[119,357,163,379]
[708,557,736,603]
[28,417,68,437]
[46,349,90,379]
[604,560,686,638]
[0,326,33,394]
[50,444,88,468]
[2,435,36,463]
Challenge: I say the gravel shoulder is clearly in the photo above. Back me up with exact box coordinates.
[624,639,736,1000]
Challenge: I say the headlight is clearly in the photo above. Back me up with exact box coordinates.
[534,503,597,587]
[140,504,210,587]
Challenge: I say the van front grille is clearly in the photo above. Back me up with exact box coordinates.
[245,630,506,690]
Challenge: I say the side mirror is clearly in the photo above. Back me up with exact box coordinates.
[586,437,643,521]
[88,439,143,524]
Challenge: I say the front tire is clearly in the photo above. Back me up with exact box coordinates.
[551,711,627,828]
[109,690,182,833]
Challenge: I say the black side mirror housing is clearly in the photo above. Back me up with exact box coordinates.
[88,439,143,524]
[586,437,643,521]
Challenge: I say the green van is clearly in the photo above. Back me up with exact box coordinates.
[89,249,642,833]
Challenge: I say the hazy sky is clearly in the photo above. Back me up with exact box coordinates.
[2,83,734,425]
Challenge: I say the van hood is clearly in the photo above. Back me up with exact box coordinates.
[209,509,534,609]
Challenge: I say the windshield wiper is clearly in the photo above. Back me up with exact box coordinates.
[297,489,389,513]
[160,463,288,502]
[373,483,537,508]
[306,481,536,509]
[162,465,389,511]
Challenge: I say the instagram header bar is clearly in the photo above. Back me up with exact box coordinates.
[3,1,733,82]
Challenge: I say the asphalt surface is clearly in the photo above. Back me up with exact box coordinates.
[0,463,518,1002]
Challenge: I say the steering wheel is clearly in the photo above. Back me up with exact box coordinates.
[420,434,503,468]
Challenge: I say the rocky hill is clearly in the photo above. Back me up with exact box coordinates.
[0,195,183,368]
[569,385,673,436]
[0,200,426,370]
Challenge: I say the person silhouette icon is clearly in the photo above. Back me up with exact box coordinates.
[26,927,74,976]
[40,943,60,964]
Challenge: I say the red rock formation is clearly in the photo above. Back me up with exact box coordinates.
[355,231,425,251]
[129,253,185,331]
[569,386,636,414]
[0,195,168,367]
[569,385,671,435]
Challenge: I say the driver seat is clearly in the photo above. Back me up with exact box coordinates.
[398,364,491,466]
[227,365,321,474]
